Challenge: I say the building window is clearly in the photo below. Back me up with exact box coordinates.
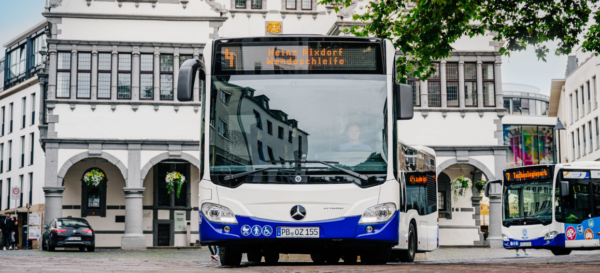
[594,76,598,110]
[140,54,154,100]
[7,140,12,171]
[29,132,34,165]
[583,126,587,156]
[117,54,132,99]
[482,63,495,107]
[219,90,231,104]
[180,55,193,64]
[21,97,26,129]
[1,107,4,136]
[408,77,420,106]
[97,53,112,99]
[6,178,10,209]
[32,34,46,67]
[155,161,190,208]
[81,168,107,217]
[446,63,459,107]
[437,191,445,211]
[20,136,25,168]
[520,99,529,116]
[218,117,229,138]
[570,94,574,124]
[267,147,275,162]
[428,63,441,107]
[235,0,246,8]
[160,55,174,100]
[19,175,23,207]
[7,45,27,80]
[464,63,477,107]
[577,128,581,158]
[267,120,273,135]
[0,143,4,173]
[596,117,599,151]
[253,110,262,129]
[288,131,293,143]
[301,0,311,9]
[590,121,594,153]
[251,0,261,8]
[56,52,71,98]
[258,141,265,161]
[77,53,92,98]
[504,125,555,167]
[503,98,511,114]
[286,0,296,9]
[571,131,576,161]
[588,81,592,114]
[9,103,13,134]
[278,126,284,139]
[28,173,33,205]
[31,93,36,125]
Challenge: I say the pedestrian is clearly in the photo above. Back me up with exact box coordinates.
[209,245,220,262]
[10,219,18,250]
[515,248,528,256]
[0,213,15,251]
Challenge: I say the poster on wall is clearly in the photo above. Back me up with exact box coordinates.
[28,226,41,240]
[174,211,186,231]
[29,213,42,226]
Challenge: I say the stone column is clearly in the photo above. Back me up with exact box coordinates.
[489,148,507,248]
[458,58,465,108]
[440,61,447,108]
[43,187,64,226]
[131,46,140,101]
[476,57,484,109]
[122,188,146,250]
[47,44,58,100]
[420,80,428,108]
[494,59,503,109]
[91,46,98,100]
[111,46,118,100]
[43,143,62,226]
[154,47,161,102]
[173,48,180,102]
[70,45,78,100]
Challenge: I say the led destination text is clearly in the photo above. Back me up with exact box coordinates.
[505,168,551,182]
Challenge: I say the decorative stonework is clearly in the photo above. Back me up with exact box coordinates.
[49,0,63,8]
[338,0,358,18]
[206,0,228,13]
[266,21,282,35]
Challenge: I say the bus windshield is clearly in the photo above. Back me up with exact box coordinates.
[502,180,554,226]
[207,74,388,186]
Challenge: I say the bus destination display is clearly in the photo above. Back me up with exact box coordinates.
[504,167,552,182]
[405,173,435,185]
[215,42,382,74]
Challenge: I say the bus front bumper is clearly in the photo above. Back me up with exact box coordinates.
[199,211,399,247]
[503,234,566,249]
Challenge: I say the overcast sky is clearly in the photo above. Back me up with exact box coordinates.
[0,1,569,93]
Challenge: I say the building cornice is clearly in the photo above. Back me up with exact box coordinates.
[43,12,228,22]
[42,138,200,151]
[46,39,205,48]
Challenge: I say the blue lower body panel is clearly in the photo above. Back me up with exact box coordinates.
[503,234,566,249]
[199,211,399,248]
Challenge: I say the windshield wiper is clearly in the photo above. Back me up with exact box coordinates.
[224,167,293,181]
[269,160,369,181]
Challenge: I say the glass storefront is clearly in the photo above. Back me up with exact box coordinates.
[503,125,555,168]
[503,98,549,116]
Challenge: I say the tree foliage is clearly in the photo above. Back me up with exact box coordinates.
[319,0,597,82]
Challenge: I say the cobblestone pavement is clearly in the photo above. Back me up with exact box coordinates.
[0,247,599,272]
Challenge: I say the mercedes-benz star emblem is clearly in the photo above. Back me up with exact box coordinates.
[295,175,302,182]
[291,205,306,221]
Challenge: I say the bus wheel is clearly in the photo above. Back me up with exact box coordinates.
[362,247,392,265]
[325,253,341,264]
[310,253,326,265]
[551,249,572,256]
[264,252,279,265]
[342,254,358,264]
[399,223,417,262]
[220,247,242,266]
[247,252,262,263]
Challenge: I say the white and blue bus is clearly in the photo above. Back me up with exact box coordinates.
[500,162,600,255]
[176,36,438,266]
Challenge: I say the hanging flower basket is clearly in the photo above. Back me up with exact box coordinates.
[474,180,487,196]
[451,175,472,203]
[166,172,186,199]
[83,169,105,191]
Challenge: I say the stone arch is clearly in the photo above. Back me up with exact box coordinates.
[139,152,200,185]
[436,158,495,181]
[57,151,128,186]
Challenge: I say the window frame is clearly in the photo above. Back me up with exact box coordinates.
[117,53,132,100]
[76,52,92,99]
[29,132,34,165]
[21,97,26,129]
[251,0,262,9]
[30,93,36,125]
[407,75,421,107]
[56,52,72,99]
[97,52,112,100]
[428,63,441,107]
[464,62,478,107]
[301,0,312,10]
[160,54,174,101]
[482,62,496,107]
[139,53,154,100]
[235,0,246,8]
[445,62,459,107]
[286,0,297,10]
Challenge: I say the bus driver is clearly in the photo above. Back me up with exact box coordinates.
[340,124,372,151]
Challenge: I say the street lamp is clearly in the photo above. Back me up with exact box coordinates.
[554,118,566,163]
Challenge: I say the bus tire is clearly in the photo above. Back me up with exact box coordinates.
[399,223,417,262]
[310,253,326,265]
[342,254,358,264]
[264,252,279,265]
[325,253,341,264]
[361,247,391,265]
[220,247,242,266]
[247,252,262,263]
[551,249,572,256]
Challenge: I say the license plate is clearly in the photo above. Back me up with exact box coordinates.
[276,227,319,238]
[520,242,531,247]
[68,237,81,241]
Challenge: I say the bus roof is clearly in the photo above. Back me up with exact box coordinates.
[506,161,600,171]
[214,36,384,43]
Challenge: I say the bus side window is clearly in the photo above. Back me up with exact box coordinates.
[592,180,600,217]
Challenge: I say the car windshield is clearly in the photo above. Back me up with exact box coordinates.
[502,180,553,226]
[208,74,388,185]
[58,219,89,227]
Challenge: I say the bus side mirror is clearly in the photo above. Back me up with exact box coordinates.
[484,180,501,197]
[395,83,414,120]
[561,181,569,196]
[177,59,203,101]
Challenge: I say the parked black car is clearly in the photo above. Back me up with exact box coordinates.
[42,217,95,252]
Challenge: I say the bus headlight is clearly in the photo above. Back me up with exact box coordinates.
[359,203,396,224]
[201,203,238,224]
[544,231,558,240]
[502,234,509,242]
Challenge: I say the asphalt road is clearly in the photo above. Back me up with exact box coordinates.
[0,247,598,272]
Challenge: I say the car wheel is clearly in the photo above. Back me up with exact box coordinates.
[398,223,417,262]
[220,246,242,266]
[551,249,571,256]
[310,253,326,265]
[48,245,55,252]
[79,247,85,252]
[264,252,279,265]
[88,246,95,252]
[247,252,262,263]
[41,237,47,251]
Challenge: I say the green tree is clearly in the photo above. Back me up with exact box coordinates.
[320,0,596,82]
